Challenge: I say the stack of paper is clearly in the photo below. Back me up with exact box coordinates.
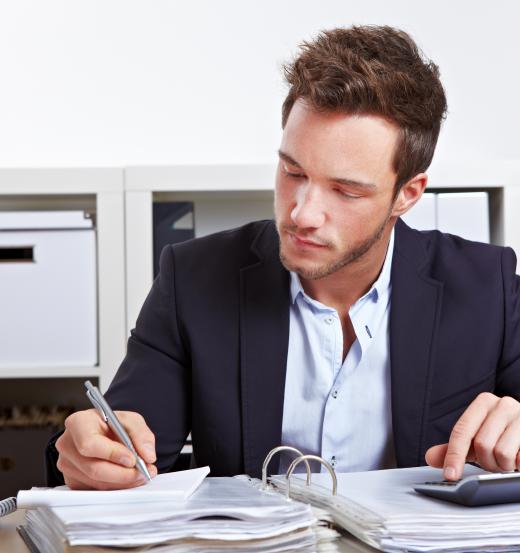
[271,465,520,552]
[19,470,338,552]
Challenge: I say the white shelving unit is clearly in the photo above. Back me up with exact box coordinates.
[1,162,519,392]
[0,169,126,391]
[124,161,520,334]
[426,160,520,252]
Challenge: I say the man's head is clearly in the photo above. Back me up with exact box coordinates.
[275,26,447,281]
[281,25,447,192]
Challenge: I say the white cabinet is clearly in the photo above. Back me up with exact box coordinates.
[0,169,126,391]
[0,211,97,368]
[402,191,491,243]
[436,192,490,243]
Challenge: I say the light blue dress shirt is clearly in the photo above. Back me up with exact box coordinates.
[280,230,396,474]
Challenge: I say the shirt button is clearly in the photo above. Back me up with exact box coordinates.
[325,317,333,325]
[331,455,337,468]
[331,390,338,399]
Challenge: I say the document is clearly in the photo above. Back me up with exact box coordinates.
[271,464,520,552]
[21,476,335,553]
[17,466,210,508]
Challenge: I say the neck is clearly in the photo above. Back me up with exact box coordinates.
[300,225,393,310]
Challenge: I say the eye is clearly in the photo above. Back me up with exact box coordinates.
[281,164,305,179]
[334,188,361,199]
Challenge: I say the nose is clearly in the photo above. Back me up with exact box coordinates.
[290,183,326,229]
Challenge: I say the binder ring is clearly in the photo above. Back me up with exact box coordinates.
[262,446,311,490]
[285,454,337,499]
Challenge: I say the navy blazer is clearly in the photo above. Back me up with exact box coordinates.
[46,219,520,484]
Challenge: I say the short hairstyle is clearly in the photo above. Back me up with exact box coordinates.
[282,26,448,190]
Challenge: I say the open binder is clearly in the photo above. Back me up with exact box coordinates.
[264,447,520,553]
[17,446,341,553]
[20,444,520,552]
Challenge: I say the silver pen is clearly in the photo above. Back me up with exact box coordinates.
[84,380,151,481]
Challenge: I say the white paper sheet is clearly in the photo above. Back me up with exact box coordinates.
[17,466,210,508]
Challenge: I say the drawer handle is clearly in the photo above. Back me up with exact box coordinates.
[0,246,34,263]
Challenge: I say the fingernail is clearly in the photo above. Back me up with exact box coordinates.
[118,455,134,467]
[444,466,456,480]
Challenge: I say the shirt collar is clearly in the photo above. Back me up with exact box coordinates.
[289,228,395,305]
[367,226,394,302]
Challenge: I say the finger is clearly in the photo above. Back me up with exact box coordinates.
[62,471,95,491]
[58,432,145,487]
[58,452,157,490]
[425,444,448,468]
[472,396,520,472]
[57,427,141,488]
[494,415,520,472]
[115,411,156,464]
[425,443,477,469]
[58,431,158,488]
[64,410,137,468]
[70,428,139,468]
[516,450,520,471]
[443,392,499,480]
[58,455,141,490]
[65,459,158,490]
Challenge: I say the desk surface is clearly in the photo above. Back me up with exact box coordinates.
[0,510,377,552]
[0,511,29,553]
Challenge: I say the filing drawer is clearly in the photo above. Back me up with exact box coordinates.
[0,211,97,368]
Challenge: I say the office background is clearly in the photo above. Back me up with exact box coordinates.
[0,0,519,496]
[0,0,518,166]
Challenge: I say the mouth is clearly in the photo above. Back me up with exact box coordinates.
[287,231,327,249]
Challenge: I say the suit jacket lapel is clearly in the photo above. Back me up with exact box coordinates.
[390,220,444,467]
[239,222,290,477]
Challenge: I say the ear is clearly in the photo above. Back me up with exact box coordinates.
[391,173,428,218]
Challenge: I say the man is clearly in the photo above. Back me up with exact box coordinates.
[49,26,520,491]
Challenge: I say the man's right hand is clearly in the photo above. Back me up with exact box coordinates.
[55,409,158,490]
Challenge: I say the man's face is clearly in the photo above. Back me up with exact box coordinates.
[274,100,401,280]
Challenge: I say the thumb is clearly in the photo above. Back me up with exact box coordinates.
[425,443,449,468]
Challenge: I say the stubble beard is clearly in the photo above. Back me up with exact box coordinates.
[278,213,392,281]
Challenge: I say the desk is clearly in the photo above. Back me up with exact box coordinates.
[0,510,29,553]
[0,510,377,552]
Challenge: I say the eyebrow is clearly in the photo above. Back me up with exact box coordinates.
[277,149,377,191]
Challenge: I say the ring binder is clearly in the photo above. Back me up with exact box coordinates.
[261,446,311,490]
[0,496,17,517]
[285,454,337,499]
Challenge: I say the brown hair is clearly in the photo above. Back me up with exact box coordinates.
[282,26,447,189]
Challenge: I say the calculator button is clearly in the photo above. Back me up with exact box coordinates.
[423,480,460,486]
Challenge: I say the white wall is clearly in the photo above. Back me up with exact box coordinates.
[0,0,518,167]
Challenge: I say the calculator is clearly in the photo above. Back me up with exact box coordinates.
[414,472,520,506]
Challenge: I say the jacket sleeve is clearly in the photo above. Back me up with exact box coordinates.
[45,245,191,484]
[105,244,191,473]
[495,247,520,398]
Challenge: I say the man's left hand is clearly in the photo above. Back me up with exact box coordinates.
[425,392,520,480]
